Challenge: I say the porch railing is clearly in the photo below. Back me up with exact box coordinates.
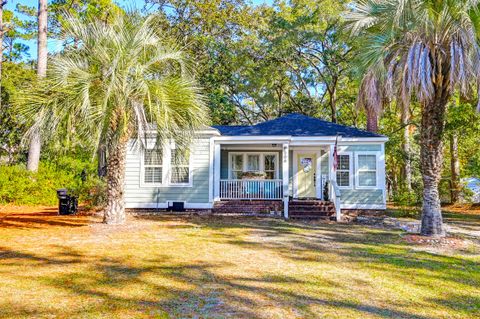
[220,179,283,200]
[328,179,342,221]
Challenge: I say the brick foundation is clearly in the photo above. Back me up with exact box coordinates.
[213,200,283,214]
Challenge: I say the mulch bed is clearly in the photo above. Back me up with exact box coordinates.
[402,234,472,249]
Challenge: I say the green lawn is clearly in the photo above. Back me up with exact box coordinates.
[0,206,479,318]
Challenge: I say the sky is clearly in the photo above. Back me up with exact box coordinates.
[6,0,271,60]
[6,0,147,59]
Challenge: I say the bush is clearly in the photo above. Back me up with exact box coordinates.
[392,187,422,207]
[0,158,106,207]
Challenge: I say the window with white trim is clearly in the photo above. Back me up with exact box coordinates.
[231,154,244,179]
[229,152,279,180]
[247,154,260,172]
[357,154,377,187]
[170,148,190,184]
[264,154,277,179]
[144,149,163,184]
[336,154,351,187]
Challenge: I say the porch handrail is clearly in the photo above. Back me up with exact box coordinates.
[220,179,283,200]
[328,180,342,221]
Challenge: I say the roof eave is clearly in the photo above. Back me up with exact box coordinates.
[212,135,389,143]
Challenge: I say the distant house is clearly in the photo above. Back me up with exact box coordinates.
[124,114,388,220]
[463,178,480,203]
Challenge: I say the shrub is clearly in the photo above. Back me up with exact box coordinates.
[0,159,105,207]
[392,187,422,207]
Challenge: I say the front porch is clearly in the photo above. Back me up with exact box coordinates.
[211,138,342,220]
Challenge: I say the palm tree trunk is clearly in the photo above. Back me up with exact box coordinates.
[450,133,460,203]
[103,139,128,225]
[27,0,47,172]
[419,88,448,237]
[366,107,378,132]
[97,143,107,177]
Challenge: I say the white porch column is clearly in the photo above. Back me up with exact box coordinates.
[213,143,221,201]
[329,144,336,184]
[282,143,290,219]
[329,143,342,221]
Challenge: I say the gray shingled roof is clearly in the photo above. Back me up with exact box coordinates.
[212,113,384,138]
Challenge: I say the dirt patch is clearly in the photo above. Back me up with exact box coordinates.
[403,234,471,249]
[401,233,479,256]
[442,203,480,215]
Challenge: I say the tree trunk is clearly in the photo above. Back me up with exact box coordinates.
[450,133,460,203]
[419,88,448,237]
[26,132,41,171]
[97,144,107,178]
[401,109,412,191]
[329,83,337,123]
[0,1,4,109]
[366,107,378,132]
[103,140,128,225]
[27,0,47,172]
[36,0,48,78]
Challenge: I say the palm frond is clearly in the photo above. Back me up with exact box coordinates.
[15,10,209,156]
[346,0,480,113]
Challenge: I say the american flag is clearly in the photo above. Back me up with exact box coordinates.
[333,135,339,171]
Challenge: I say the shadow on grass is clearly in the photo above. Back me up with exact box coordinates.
[1,215,479,318]
[0,244,441,319]
[0,208,95,229]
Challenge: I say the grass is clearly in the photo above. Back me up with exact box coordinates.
[0,206,479,318]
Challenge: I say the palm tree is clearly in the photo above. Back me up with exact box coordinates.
[27,0,48,172]
[18,12,208,224]
[346,0,480,236]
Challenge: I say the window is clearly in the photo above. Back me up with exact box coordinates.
[247,154,260,172]
[170,148,190,184]
[357,154,377,188]
[264,154,277,179]
[336,154,351,188]
[141,142,192,187]
[231,154,244,179]
[229,153,278,180]
[144,149,163,184]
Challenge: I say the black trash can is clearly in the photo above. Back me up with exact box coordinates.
[56,189,78,215]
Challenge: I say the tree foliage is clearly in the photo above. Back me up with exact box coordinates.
[0,0,478,220]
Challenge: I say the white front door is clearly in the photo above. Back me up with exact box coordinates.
[297,153,316,198]
[293,150,322,199]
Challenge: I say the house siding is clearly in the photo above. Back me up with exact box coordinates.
[340,190,384,205]
[124,135,386,210]
[339,144,382,152]
[124,135,213,208]
[337,143,386,208]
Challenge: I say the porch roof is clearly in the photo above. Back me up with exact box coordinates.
[212,113,384,138]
